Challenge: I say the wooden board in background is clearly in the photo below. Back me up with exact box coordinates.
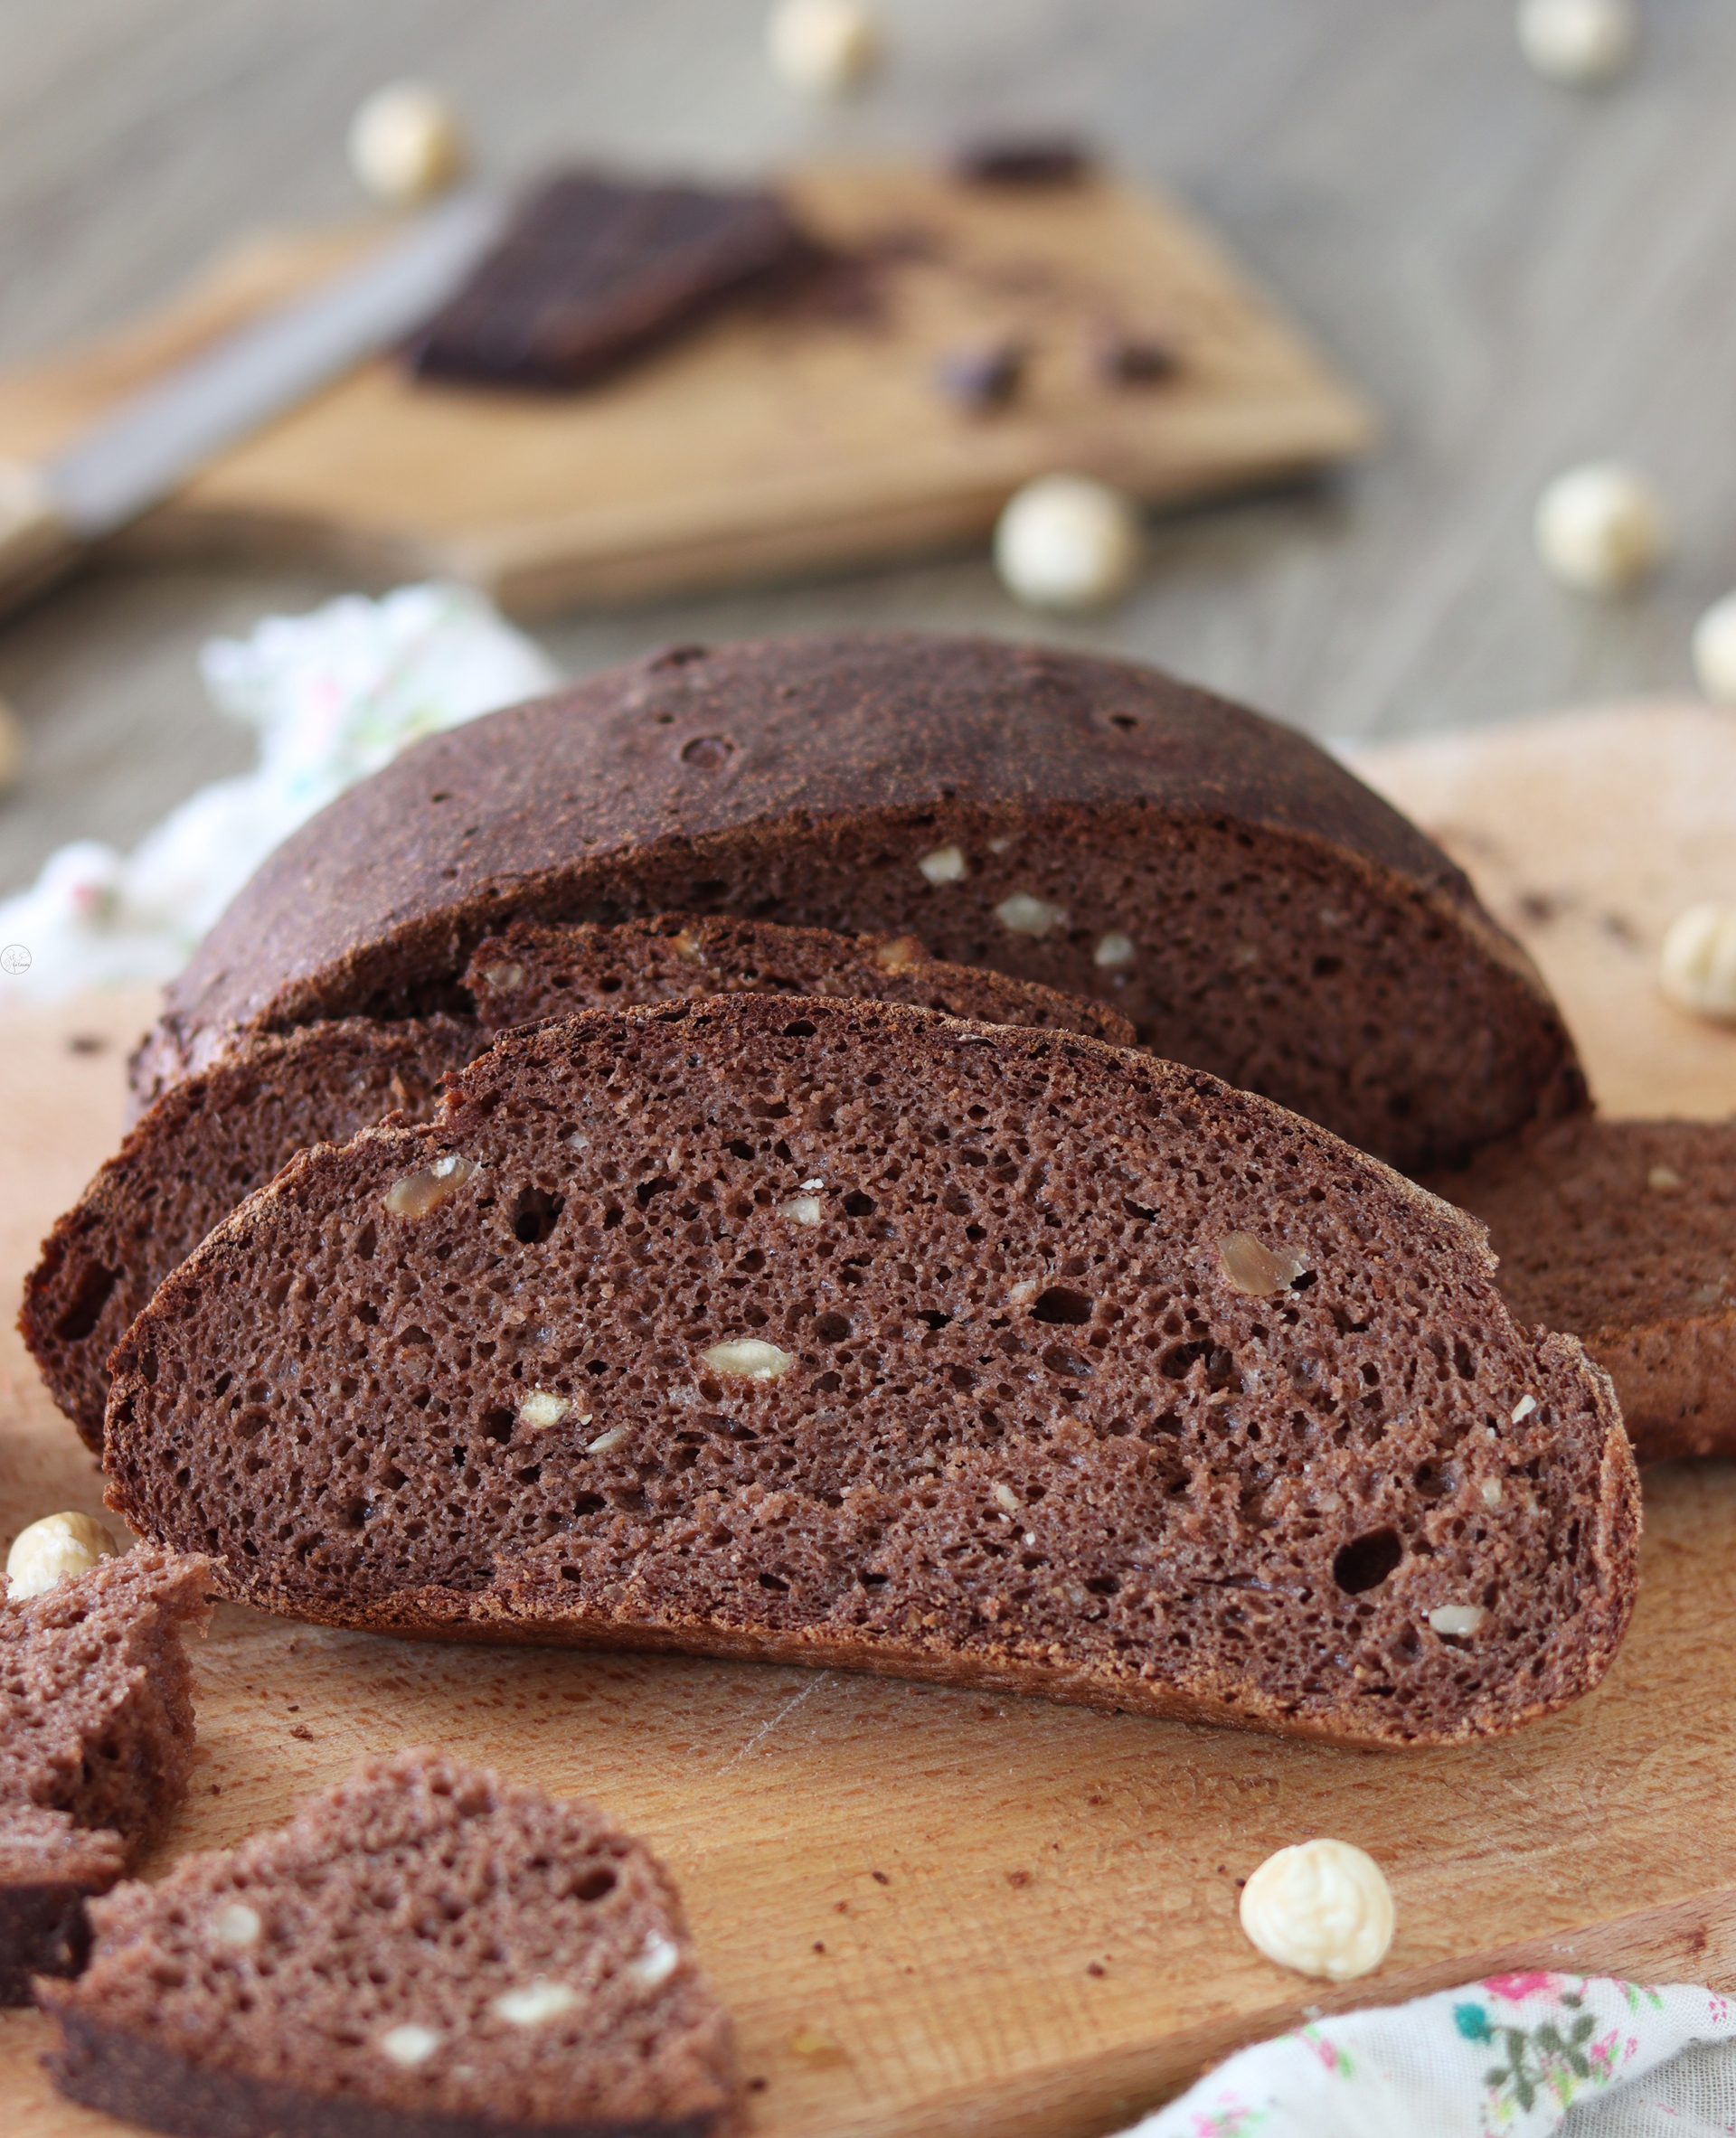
[3,703,1735,2138]
[0,165,1373,614]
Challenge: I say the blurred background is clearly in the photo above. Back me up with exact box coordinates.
[2,0,1734,901]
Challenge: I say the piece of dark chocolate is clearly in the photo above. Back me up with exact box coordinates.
[953,137,1093,186]
[1094,332,1180,385]
[933,340,1026,411]
[408,171,807,391]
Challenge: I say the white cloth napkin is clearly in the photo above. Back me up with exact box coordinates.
[1126,1974,1736,2137]
[0,582,558,998]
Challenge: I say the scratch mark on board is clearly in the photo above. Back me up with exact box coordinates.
[716,1672,832,1776]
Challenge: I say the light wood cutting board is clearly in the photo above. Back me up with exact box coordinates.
[2,702,1734,2138]
[0,165,1372,614]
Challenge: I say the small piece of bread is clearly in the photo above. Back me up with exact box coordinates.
[1,1546,210,2001]
[1427,1116,1736,1465]
[22,1016,485,1450]
[104,997,1637,1749]
[40,1751,739,2138]
[464,913,1137,1045]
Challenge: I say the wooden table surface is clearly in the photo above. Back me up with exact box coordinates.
[2,0,1736,903]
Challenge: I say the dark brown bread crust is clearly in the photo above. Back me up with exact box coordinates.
[1,1547,211,2001]
[137,635,1584,1173]
[465,913,1137,1044]
[1427,1116,1736,1466]
[105,998,1637,1749]
[41,1752,739,2138]
[22,1017,485,1451]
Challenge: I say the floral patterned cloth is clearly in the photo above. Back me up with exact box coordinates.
[0,582,557,999]
[1124,1976,1736,2138]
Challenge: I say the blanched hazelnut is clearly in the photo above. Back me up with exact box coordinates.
[918,845,967,885]
[379,2023,441,2067]
[1094,932,1136,968]
[1534,462,1666,595]
[1661,904,1736,1022]
[1517,0,1636,86]
[1427,1604,1486,1636]
[1218,1232,1310,1298]
[1693,593,1736,707]
[995,892,1066,937]
[347,82,467,205]
[519,1390,571,1432]
[627,1932,682,1988]
[702,1339,794,1380]
[385,1152,476,1219]
[493,1979,580,2027]
[1239,1839,1394,1981]
[872,935,925,974]
[995,475,1141,611]
[766,0,882,96]
[6,1512,118,1599]
[212,1903,262,1949]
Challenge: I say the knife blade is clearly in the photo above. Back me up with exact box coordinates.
[0,186,506,609]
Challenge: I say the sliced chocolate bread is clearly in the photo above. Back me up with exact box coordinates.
[1427,1116,1736,1466]
[41,1750,739,2138]
[133,634,1583,1174]
[464,913,1137,1042]
[27,935,1122,1453]
[2,1545,210,2001]
[104,998,1637,1749]
[24,1016,485,1454]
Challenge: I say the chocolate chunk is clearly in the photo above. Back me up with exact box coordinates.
[953,137,1093,186]
[408,171,807,391]
[933,340,1026,410]
[1094,333,1180,385]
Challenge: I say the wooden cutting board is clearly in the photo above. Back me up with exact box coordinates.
[2,702,1734,2138]
[0,165,1372,613]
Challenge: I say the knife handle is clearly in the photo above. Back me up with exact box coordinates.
[0,461,76,614]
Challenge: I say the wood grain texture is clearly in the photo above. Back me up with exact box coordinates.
[1,705,1735,2136]
[0,166,1370,614]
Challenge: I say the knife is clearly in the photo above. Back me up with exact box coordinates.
[0,186,506,613]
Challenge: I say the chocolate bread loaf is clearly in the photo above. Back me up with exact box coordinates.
[132,635,1584,1174]
[463,914,1137,1042]
[27,930,1124,1452]
[41,1750,739,2138]
[24,1017,485,1452]
[2,1546,210,2001]
[104,998,1637,1749]
[1428,1116,1736,1466]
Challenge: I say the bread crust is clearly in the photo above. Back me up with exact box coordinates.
[135,635,1583,1173]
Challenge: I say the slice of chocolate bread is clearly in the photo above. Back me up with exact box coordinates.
[104,998,1637,1749]
[2,1545,210,2001]
[1427,1116,1736,1466]
[133,634,1584,1174]
[23,1016,485,1453]
[464,913,1137,1043]
[40,1750,739,2138]
[27,936,1121,1453]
